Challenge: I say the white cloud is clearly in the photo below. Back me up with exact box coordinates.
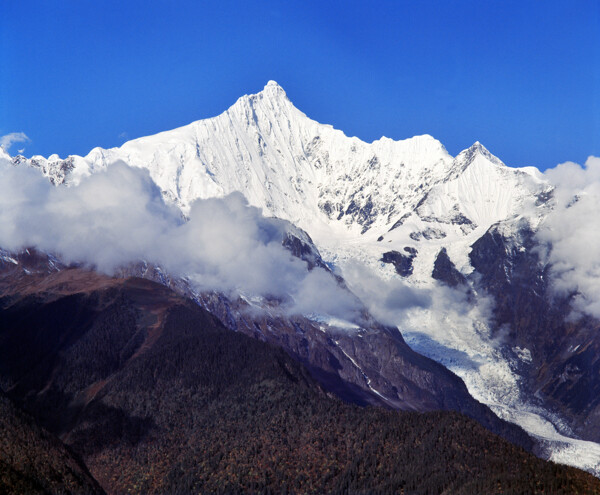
[0,132,30,153]
[339,260,498,361]
[536,156,600,318]
[0,160,358,319]
[340,260,478,326]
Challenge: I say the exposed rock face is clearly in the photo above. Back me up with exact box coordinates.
[282,231,331,272]
[432,247,467,287]
[469,224,600,443]
[381,248,418,277]
[410,226,447,241]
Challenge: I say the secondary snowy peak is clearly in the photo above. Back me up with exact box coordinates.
[385,141,545,239]
[435,142,543,224]
[459,141,505,168]
[416,147,541,230]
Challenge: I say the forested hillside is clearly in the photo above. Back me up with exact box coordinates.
[0,270,597,494]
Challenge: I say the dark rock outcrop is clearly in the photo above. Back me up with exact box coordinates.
[432,248,467,287]
[469,224,600,443]
[381,247,417,277]
[282,231,329,271]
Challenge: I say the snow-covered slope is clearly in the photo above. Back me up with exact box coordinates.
[11,81,600,475]
[83,81,456,235]
[14,81,548,281]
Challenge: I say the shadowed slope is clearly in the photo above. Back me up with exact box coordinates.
[0,390,105,495]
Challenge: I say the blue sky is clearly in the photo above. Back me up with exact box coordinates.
[1,0,598,170]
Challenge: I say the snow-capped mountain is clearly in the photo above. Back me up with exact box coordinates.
[10,81,550,290]
[11,81,545,240]
[8,81,600,475]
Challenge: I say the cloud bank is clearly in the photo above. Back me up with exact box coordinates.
[537,156,600,318]
[340,261,432,327]
[0,158,357,319]
[340,260,485,329]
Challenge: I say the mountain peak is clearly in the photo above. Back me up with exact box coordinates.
[229,80,291,119]
[468,141,487,153]
[456,141,505,169]
[261,80,287,97]
[265,80,282,89]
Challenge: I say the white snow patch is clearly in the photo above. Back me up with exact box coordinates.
[513,346,533,364]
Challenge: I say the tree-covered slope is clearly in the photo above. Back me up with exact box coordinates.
[0,390,105,495]
[0,272,597,494]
